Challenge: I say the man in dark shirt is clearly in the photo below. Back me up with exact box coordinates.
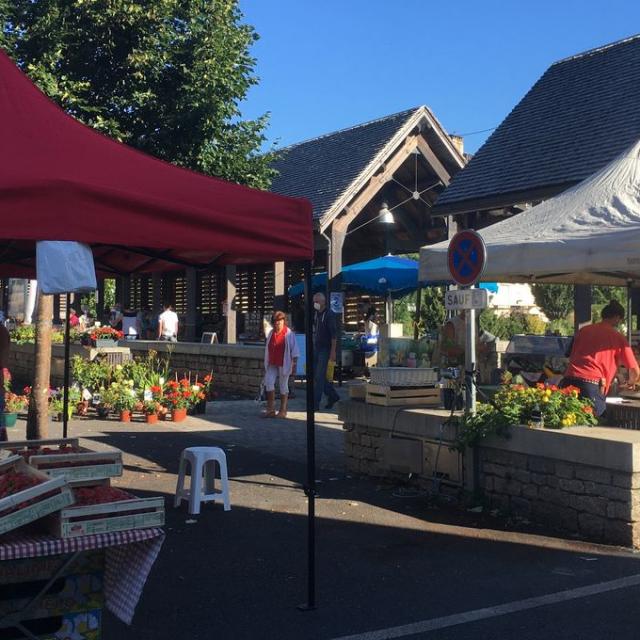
[313,292,340,411]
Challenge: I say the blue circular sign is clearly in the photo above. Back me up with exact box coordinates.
[447,230,487,286]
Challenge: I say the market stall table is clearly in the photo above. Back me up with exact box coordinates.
[0,527,164,638]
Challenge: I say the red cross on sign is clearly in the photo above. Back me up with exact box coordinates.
[447,230,487,286]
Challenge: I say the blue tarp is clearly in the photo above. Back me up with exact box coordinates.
[288,255,498,298]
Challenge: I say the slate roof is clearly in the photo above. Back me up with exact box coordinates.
[433,34,640,215]
[270,107,421,221]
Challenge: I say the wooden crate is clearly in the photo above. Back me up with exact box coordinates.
[0,456,74,536]
[1,438,123,484]
[348,382,367,399]
[366,384,441,407]
[49,487,165,538]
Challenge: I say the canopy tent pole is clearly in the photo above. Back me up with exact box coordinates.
[414,285,422,340]
[299,260,317,611]
[62,293,71,438]
[385,292,393,324]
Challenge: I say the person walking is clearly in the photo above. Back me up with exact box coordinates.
[263,311,299,418]
[561,300,639,416]
[158,302,179,342]
[313,292,340,411]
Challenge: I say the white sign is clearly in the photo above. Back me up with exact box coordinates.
[444,288,488,310]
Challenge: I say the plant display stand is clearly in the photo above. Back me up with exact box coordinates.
[365,384,441,407]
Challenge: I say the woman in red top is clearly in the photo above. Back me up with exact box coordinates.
[263,311,299,418]
[562,300,639,416]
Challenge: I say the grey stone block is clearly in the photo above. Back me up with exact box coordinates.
[522,484,538,499]
[558,478,585,494]
[573,495,608,517]
[528,457,555,474]
[578,512,605,539]
[511,497,531,515]
[556,462,575,479]
[607,501,631,520]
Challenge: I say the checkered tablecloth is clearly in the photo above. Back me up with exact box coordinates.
[0,527,165,624]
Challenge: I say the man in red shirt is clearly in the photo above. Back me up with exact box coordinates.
[562,300,639,416]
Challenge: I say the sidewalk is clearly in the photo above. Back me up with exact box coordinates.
[6,398,640,639]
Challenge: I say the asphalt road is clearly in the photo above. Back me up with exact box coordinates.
[12,396,640,639]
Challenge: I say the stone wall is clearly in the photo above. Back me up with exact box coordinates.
[478,431,640,547]
[339,399,640,548]
[127,342,264,397]
[339,401,463,495]
[8,341,264,397]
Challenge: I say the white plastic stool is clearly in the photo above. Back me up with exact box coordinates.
[174,447,231,515]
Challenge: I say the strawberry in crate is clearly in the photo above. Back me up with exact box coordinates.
[73,485,132,506]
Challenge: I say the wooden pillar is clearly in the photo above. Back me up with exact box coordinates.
[185,267,197,342]
[53,294,61,323]
[120,276,131,309]
[96,279,105,317]
[273,261,286,312]
[574,285,592,333]
[225,265,237,344]
[630,287,640,334]
[152,274,162,314]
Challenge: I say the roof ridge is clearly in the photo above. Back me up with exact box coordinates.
[278,106,422,151]
[552,33,640,66]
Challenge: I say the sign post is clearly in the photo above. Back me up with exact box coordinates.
[447,230,487,415]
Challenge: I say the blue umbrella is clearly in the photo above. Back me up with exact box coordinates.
[288,255,498,297]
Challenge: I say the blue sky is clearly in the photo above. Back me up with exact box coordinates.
[239,0,640,154]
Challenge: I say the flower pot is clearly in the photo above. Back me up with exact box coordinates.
[96,406,111,419]
[145,413,159,424]
[172,407,187,422]
[0,412,18,428]
[76,400,89,417]
[95,338,117,347]
[119,410,131,422]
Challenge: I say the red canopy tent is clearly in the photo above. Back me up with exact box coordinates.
[0,49,318,607]
[0,49,312,274]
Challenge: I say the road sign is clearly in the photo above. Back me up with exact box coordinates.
[447,230,487,286]
[444,288,488,310]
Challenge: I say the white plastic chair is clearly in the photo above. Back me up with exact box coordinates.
[174,447,231,515]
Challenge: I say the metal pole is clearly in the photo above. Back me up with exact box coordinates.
[465,288,476,415]
[62,293,71,438]
[298,260,316,611]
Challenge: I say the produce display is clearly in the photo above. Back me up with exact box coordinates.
[1,439,124,483]
[0,470,43,502]
[0,456,74,535]
[73,485,132,506]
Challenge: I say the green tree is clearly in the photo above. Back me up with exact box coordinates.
[531,284,574,321]
[1,0,275,187]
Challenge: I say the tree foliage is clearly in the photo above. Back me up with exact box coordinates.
[1,0,275,188]
[530,284,574,321]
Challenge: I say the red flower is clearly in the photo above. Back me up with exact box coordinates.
[582,405,594,414]
[150,385,162,394]
[204,375,213,383]
[536,382,545,390]
[182,391,191,398]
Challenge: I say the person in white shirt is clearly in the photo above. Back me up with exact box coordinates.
[158,303,179,342]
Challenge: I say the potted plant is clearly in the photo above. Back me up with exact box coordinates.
[110,382,136,422]
[90,326,123,347]
[162,378,194,422]
[143,400,160,424]
[95,386,114,419]
[1,392,27,427]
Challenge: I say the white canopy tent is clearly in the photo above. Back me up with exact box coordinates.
[420,140,640,286]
